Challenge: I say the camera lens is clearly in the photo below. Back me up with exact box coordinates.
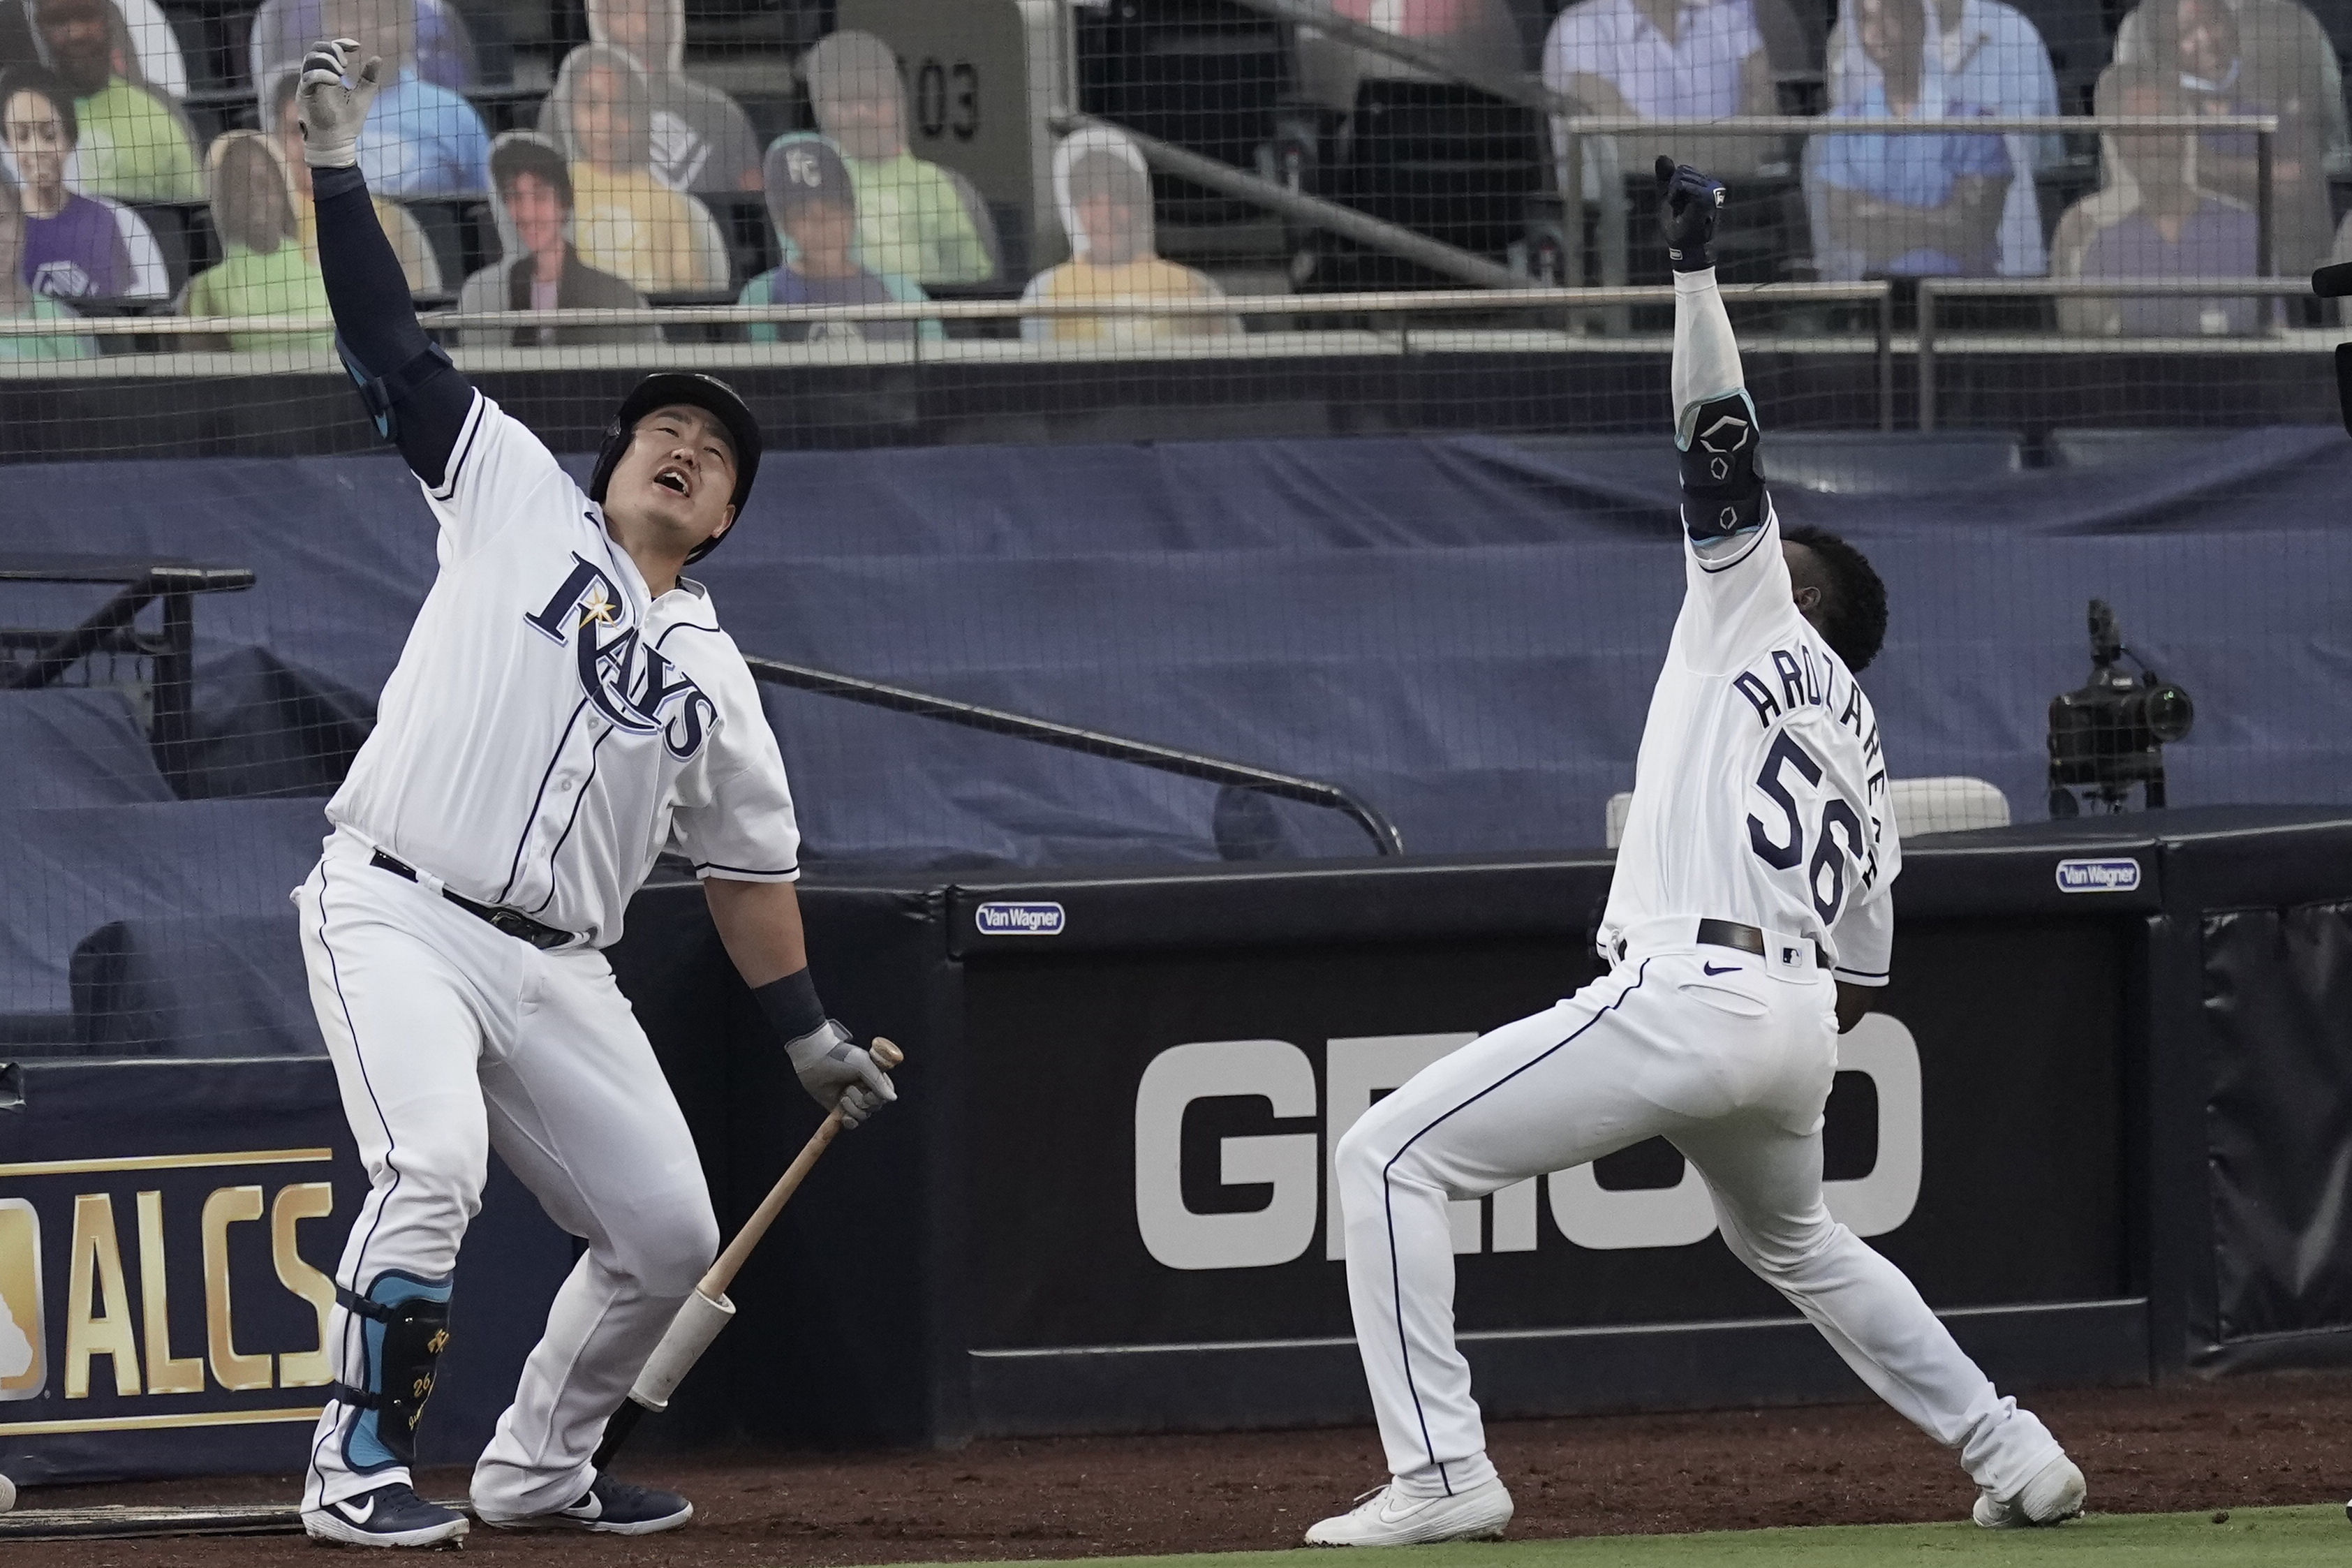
[2144,683,2195,744]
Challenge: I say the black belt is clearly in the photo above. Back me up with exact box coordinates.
[1614,919,1829,969]
[370,850,576,950]
[1694,918,1828,970]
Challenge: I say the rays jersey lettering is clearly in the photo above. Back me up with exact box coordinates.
[524,554,718,760]
[1602,513,1900,987]
[325,392,802,949]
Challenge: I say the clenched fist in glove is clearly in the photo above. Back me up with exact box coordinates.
[1656,157,1726,273]
[783,1018,897,1128]
[296,36,383,169]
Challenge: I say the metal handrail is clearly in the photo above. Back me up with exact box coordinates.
[1052,110,1525,288]
[743,655,1405,857]
[1555,114,2276,133]
[0,277,1895,424]
[1555,114,2277,311]
[1229,0,1585,119]
[0,279,1885,335]
[1916,276,2322,429]
[0,557,256,794]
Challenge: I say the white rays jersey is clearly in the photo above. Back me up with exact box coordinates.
[1599,505,1898,986]
[325,391,801,945]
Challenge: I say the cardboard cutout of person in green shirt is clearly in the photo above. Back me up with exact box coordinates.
[181,129,331,352]
[804,29,996,287]
[30,0,201,200]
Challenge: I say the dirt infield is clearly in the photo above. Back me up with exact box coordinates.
[8,1371,2352,1565]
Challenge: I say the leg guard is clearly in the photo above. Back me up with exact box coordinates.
[330,1271,454,1472]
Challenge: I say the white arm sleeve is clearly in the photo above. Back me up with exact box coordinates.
[1668,262,1800,672]
[1672,266,1745,445]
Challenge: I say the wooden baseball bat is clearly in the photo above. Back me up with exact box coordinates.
[593,1036,902,1468]
[705,1033,900,1292]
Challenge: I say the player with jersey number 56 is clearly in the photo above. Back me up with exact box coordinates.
[285,37,898,1550]
[1301,158,2087,1548]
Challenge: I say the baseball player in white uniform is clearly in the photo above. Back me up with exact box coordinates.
[1303,161,2087,1546]
[288,40,896,1548]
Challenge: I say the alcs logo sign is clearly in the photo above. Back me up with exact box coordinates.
[0,1148,344,1433]
[0,1199,43,1402]
[1133,1018,1923,1271]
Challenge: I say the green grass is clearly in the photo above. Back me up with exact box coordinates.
[905,1507,2349,1568]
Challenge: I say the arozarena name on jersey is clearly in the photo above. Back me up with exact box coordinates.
[1730,635,1887,921]
[525,554,718,760]
[1730,640,1881,769]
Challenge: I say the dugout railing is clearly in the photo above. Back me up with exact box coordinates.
[1915,278,2336,430]
[745,654,1406,857]
[10,276,2345,452]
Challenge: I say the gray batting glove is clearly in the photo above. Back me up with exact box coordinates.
[784,1019,896,1128]
[297,38,383,169]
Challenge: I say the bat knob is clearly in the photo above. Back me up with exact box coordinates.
[871,1036,903,1070]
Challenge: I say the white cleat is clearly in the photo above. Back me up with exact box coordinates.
[1303,1477,1514,1546]
[1972,1454,2086,1529]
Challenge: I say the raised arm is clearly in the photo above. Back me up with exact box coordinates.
[1660,158,1768,564]
[296,39,474,488]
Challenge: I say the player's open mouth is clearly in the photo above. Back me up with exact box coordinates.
[654,467,690,496]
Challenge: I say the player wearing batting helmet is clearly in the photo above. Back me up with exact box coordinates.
[285,36,898,1548]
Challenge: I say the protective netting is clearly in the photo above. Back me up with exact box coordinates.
[0,0,2346,1057]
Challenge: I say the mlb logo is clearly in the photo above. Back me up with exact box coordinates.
[0,1198,43,1400]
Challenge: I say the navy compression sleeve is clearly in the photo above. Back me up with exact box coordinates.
[313,163,472,487]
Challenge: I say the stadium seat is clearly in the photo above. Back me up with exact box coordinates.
[1606,777,2010,849]
[401,198,475,300]
[1888,776,2011,836]
[70,912,315,1057]
[1764,432,2025,494]
[1312,80,1548,288]
[2047,427,2247,469]
[1074,0,1292,227]
[180,646,374,801]
[1502,431,2026,497]
[0,797,330,1039]
[0,689,175,808]
[128,200,195,295]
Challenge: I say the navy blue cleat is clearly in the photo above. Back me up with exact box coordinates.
[482,1473,694,1536]
[302,1481,469,1548]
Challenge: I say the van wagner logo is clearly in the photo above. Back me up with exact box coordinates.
[975,901,1065,936]
[2055,857,2141,894]
[0,1199,43,1400]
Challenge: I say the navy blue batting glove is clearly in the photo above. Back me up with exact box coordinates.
[1656,156,1725,274]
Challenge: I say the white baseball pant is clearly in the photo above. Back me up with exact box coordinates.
[294,829,718,1518]
[1334,923,2063,1500]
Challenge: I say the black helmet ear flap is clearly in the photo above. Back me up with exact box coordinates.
[587,416,630,506]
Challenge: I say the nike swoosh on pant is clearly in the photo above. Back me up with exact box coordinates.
[1702,963,1740,975]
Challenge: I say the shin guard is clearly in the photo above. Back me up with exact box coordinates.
[330,1271,453,1472]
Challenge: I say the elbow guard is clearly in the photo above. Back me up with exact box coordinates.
[1678,391,1766,544]
[336,336,455,443]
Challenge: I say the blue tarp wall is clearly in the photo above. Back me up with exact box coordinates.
[5,425,2350,1047]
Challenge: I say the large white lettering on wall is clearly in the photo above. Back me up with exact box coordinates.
[1130,1015,1923,1271]
[1134,1040,1321,1271]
